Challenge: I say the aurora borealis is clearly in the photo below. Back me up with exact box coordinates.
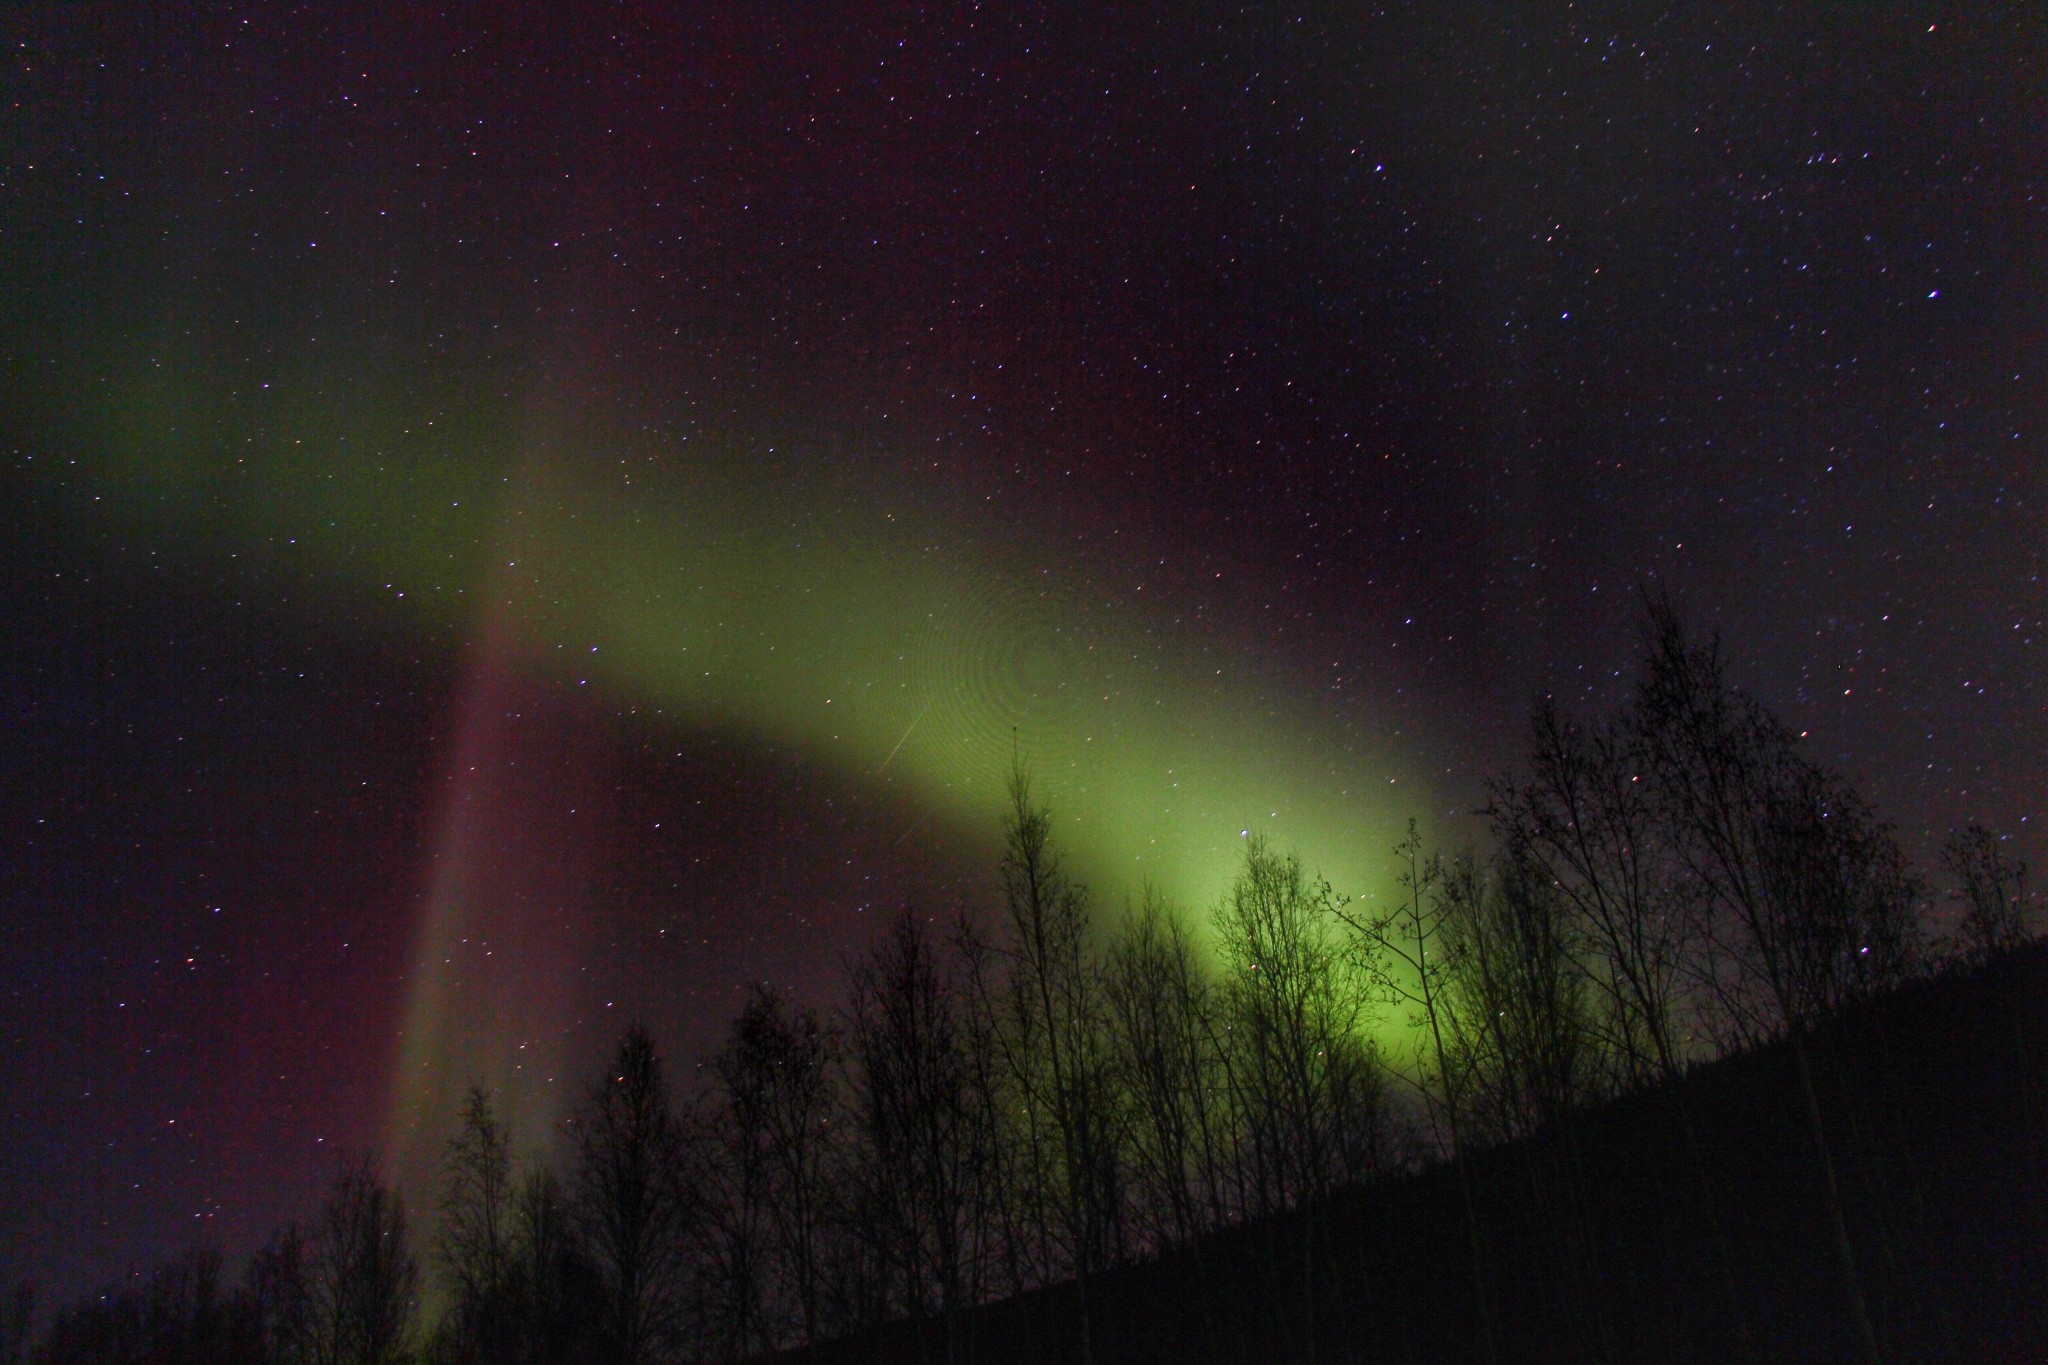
[4,0,2041,1312]
[62,310,1438,1209]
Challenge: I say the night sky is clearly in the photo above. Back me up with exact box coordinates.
[3,1,2040,1311]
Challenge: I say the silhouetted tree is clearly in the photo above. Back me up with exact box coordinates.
[1489,686,1758,1357]
[1104,889,1235,1363]
[1437,851,1590,1142]
[506,1169,596,1365]
[1944,822,2032,959]
[759,987,843,1346]
[703,1023,776,1361]
[703,984,840,1358]
[950,914,1044,1315]
[244,1224,314,1365]
[1488,699,1695,1091]
[310,1160,418,1365]
[989,771,1124,1362]
[1216,835,1375,1363]
[31,1248,259,1365]
[1632,597,1905,1365]
[1435,849,1617,1359]
[574,1027,695,1365]
[1634,598,1921,1041]
[1105,889,1232,1255]
[434,1088,516,1364]
[1215,836,1370,1216]
[36,589,2030,1365]
[1343,822,1497,1365]
[844,909,990,1355]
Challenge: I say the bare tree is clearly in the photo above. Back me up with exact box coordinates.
[753,986,842,1348]
[1433,849,1625,1359]
[32,1247,258,1365]
[1104,888,1232,1255]
[988,771,1124,1362]
[1104,889,1236,1363]
[436,1087,516,1364]
[1483,707,1744,1357]
[1488,699,1695,1091]
[702,984,841,1357]
[1214,835,1365,1217]
[244,1223,315,1365]
[1632,597,1907,1365]
[1215,834,1374,1364]
[951,916,1032,1305]
[506,1168,595,1365]
[574,1026,696,1365]
[1633,597,1922,1041]
[1342,822,1496,1365]
[310,1159,419,1365]
[1437,849,1595,1144]
[1943,823,2032,959]
[844,908,990,1356]
[702,1024,775,1361]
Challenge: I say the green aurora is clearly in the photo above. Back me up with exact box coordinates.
[40,341,1447,1179]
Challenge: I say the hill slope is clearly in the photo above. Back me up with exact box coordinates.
[783,944,2046,1364]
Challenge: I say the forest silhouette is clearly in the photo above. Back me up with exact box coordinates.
[17,601,2043,1365]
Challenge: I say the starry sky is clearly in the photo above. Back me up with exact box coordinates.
[2,0,2041,1309]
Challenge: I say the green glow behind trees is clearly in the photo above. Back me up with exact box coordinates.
[40,347,1444,1221]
